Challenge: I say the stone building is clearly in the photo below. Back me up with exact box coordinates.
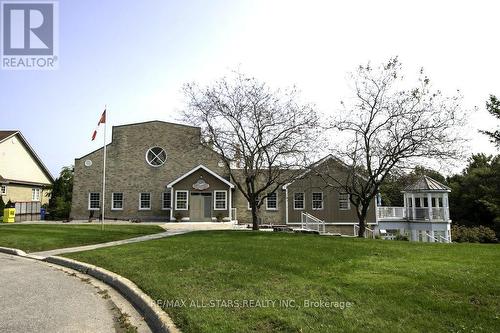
[70,121,375,232]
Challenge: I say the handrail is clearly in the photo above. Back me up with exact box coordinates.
[301,212,325,234]
[438,235,450,243]
[425,232,439,242]
[354,224,375,238]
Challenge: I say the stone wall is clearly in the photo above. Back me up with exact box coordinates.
[71,121,226,221]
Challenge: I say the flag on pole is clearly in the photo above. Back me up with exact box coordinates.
[91,109,107,141]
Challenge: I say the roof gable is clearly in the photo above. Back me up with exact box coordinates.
[0,131,54,184]
[167,165,234,188]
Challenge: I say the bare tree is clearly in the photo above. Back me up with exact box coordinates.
[323,58,466,237]
[183,72,320,230]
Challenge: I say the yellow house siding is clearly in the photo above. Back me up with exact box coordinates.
[0,134,52,185]
[0,184,49,205]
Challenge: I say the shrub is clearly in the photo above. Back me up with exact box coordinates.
[394,232,409,241]
[174,212,184,222]
[452,225,498,243]
[215,213,224,222]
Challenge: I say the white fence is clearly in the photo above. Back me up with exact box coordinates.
[377,207,406,219]
[14,201,41,221]
[378,207,448,221]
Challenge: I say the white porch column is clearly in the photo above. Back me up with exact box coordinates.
[443,193,449,221]
[169,187,174,221]
[228,189,232,221]
[427,193,432,220]
[285,187,289,225]
[403,193,407,218]
[411,193,416,220]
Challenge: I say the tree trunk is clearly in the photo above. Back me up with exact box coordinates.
[357,216,366,238]
[251,204,259,230]
[357,204,368,238]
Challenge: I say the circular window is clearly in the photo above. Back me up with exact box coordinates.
[84,159,92,167]
[146,147,167,167]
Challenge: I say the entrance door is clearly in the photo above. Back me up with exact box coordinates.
[190,193,212,221]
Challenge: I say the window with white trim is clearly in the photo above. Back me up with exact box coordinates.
[266,192,277,210]
[312,192,323,210]
[88,192,100,210]
[293,192,304,210]
[32,188,41,201]
[214,190,227,210]
[339,193,350,210]
[162,192,171,210]
[139,192,151,210]
[146,147,167,167]
[0,185,6,195]
[112,192,124,210]
[175,191,188,210]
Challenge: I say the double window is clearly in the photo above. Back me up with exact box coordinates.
[162,192,171,210]
[175,191,188,210]
[112,192,123,210]
[266,192,278,210]
[312,192,323,210]
[214,190,227,210]
[0,185,6,195]
[139,192,151,210]
[88,192,100,210]
[32,188,41,201]
[339,193,350,210]
[293,192,304,210]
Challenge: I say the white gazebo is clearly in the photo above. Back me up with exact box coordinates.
[376,176,452,242]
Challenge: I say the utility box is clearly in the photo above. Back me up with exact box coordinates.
[3,208,15,223]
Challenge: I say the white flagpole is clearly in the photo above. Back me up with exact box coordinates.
[101,106,107,231]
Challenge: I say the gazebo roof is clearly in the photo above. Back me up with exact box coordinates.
[403,175,450,192]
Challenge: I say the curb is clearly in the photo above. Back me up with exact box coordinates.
[0,246,27,256]
[0,247,180,333]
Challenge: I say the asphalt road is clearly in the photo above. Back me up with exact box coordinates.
[0,253,118,333]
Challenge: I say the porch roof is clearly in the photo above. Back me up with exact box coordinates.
[166,164,234,188]
[403,175,450,193]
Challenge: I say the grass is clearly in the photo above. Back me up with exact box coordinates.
[66,231,500,333]
[0,224,164,252]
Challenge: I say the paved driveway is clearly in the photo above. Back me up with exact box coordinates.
[0,253,118,333]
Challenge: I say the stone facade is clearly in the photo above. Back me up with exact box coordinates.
[71,121,226,221]
[71,121,376,227]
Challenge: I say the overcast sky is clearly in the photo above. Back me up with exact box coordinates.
[1,0,499,177]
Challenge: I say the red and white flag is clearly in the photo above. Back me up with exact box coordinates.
[91,109,106,141]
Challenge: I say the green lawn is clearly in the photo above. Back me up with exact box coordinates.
[0,224,164,252]
[65,231,500,333]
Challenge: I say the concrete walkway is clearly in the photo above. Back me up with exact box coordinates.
[30,230,187,258]
[30,221,241,258]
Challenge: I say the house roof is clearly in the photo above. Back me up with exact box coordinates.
[282,154,366,189]
[403,175,450,192]
[167,164,234,188]
[0,131,18,141]
[0,130,54,183]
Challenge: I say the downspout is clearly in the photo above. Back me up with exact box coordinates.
[284,185,289,225]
